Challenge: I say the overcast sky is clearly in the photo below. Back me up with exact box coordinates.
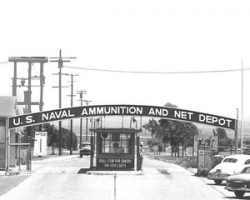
[1,0,250,124]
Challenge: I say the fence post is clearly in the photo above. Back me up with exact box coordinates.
[90,136,94,169]
[136,136,140,171]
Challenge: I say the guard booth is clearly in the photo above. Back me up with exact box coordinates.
[90,128,141,171]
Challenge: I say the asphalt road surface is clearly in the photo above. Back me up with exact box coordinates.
[0,155,245,200]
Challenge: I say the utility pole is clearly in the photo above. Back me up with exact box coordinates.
[50,50,76,156]
[67,74,78,155]
[77,90,88,144]
[39,63,45,131]
[12,61,17,96]
[240,61,244,154]
[27,62,32,113]
[235,108,239,154]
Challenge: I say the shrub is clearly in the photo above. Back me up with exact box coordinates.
[197,168,210,177]
[176,156,197,168]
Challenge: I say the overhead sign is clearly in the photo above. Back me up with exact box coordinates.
[8,104,235,130]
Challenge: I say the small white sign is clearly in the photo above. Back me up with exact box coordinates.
[34,132,47,156]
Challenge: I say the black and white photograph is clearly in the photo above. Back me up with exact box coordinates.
[1,0,250,199]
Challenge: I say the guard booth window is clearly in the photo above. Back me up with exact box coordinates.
[99,133,132,154]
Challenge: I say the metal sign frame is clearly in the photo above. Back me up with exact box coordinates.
[8,104,235,130]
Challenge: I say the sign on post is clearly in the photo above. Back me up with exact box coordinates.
[97,158,134,169]
[33,132,47,157]
[198,145,212,169]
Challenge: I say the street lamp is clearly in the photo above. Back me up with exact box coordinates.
[130,117,137,129]
[20,78,25,86]
[95,117,103,128]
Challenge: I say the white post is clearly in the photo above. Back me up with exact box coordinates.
[134,133,137,171]
[241,60,244,154]
[5,118,10,175]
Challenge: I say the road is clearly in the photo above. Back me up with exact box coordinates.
[0,155,245,200]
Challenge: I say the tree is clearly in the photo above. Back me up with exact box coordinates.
[213,128,233,151]
[213,128,228,140]
[17,123,78,155]
[142,119,161,137]
[61,127,78,151]
[164,102,178,108]
[143,102,199,157]
[164,102,198,156]
[43,123,59,155]
[42,123,78,154]
[22,125,40,146]
[244,138,250,147]
[160,120,198,157]
[147,138,161,146]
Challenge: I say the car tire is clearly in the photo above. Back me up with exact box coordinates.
[234,191,245,198]
[214,180,222,185]
[80,155,83,158]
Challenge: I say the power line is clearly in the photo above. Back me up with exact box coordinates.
[64,66,250,74]
[3,60,250,74]
[0,61,10,64]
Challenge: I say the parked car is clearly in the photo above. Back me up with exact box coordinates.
[79,142,91,157]
[225,166,250,198]
[207,155,250,185]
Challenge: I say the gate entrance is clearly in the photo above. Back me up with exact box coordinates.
[91,128,141,171]
[3,104,236,174]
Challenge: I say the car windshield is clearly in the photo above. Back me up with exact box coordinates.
[242,167,250,173]
[223,158,238,163]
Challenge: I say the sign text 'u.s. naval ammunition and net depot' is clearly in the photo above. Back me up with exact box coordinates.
[8,104,235,130]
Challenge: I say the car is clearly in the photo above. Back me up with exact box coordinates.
[207,154,250,185]
[225,166,250,198]
[79,142,91,157]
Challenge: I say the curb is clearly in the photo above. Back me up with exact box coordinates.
[0,171,6,176]
[32,155,78,162]
[87,170,143,175]
[186,168,197,175]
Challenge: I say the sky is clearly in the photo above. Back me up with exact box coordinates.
[1,0,250,127]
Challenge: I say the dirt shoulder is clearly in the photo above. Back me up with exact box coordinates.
[146,154,198,174]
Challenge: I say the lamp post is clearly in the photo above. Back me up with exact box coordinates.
[77,90,86,144]
[130,117,137,129]
[82,100,91,141]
